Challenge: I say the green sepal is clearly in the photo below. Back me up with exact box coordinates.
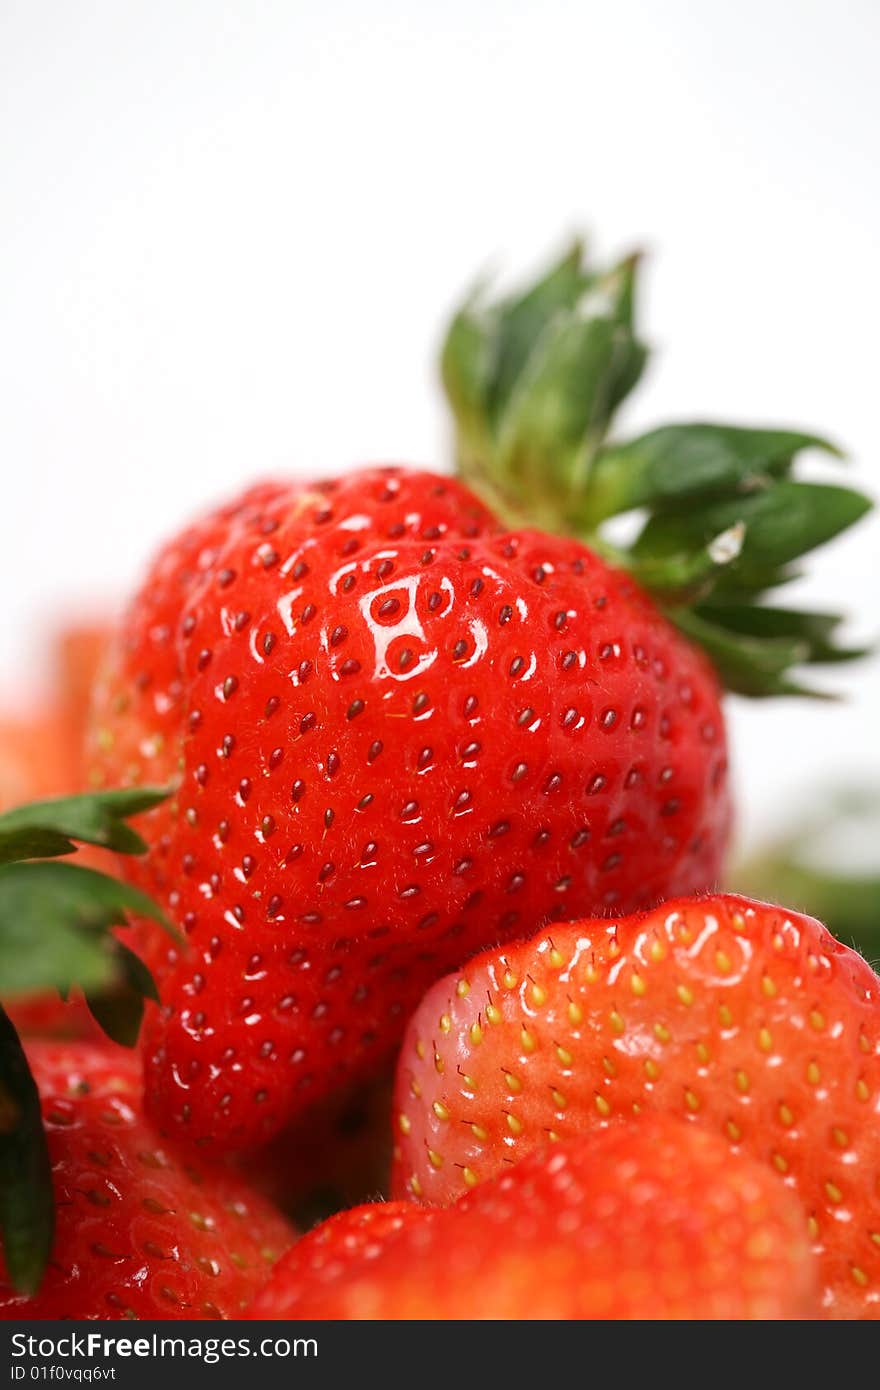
[579,422,842,528]
[0,787,170,867]
[85,942,159,1047]
[0,859,177,1000]
[633,480,871,597]
[0,1006,53,1294]
[671,608,827,698]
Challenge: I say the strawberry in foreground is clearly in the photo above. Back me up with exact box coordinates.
[392,892,880,1317]
[87,243,868,1152]
[251,1116,816,1319]
[0,1043,295,1320]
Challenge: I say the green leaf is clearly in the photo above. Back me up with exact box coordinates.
[85,943,158,1048]
[671,608,829,697]
[487,240,592,426]
[580,422,841,526]
[0,1006,53,1294]
[634,481,872,593]
[0,860,177,999]
[0,787,170,867]
[696,601,870,665]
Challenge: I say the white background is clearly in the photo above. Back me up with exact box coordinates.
[1,0,877,856]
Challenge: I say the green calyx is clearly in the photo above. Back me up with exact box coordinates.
[0,787,173,1294]
[441,241,872,696]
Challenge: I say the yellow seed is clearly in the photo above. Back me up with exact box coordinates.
[870,1232,880,1249]
[410,1078,422,1098]
[530,982,547,1007]
[471,1123,488,1140]
[460,1072,476,1091]
[735,1070,750,1094]
[772,1153,789,1174]
[758,1027,772,1053]
[608,939,621,959]
[731,911,746,931]
[602,1055,616,1078]
[832,1127,849,1149]
[649,939,666,963]
[825,1181,843,1204]
[584,963,600,985]
[715,950,731,974]
[595,1094,611,1117]
[630,972,646,997]
[547,1130,560,1143]
[632,1101,642,1115]
[726,1120,742,1142]
[427,1148,444,1170]
[807,1215,819,1240]
[851,1266,869,1288]
[410,1174,423,1197]
[718,1004,733,1028]
[485,1003,502,1025]
[433,1053,444,1075]
[398,1113,412,1135]
[549,947,565,969]
[567,1000,583,1026]
[469,1021,483,1046]
[856,1079,870,1102]
[684,1089,700,1113]
[456,978,470,998]
[556,1044,573,1067]
[551,1088,567,1110]
[644,1059,659,1081]
[432,1101,449,1121]
[504,1072,522,1094]
[677,924,692,945]
[462,1167,478,1188]
[807,1062,821,1085]
[520,1027,537,1054]
[778,1103,794,1127]
[809,1009,826,1032]
[654,1022,671,1044]
[676,984,694,1007]
[609,1010,625,1035]
[502,969,518,989]
[772,932,784,952]
[439,1013,452,1033]
[859,1031,872,1054]
[695,1041,711,1065]
[415,1039,426,1059]
[506,1112,522,1136]
[761,975,777,998]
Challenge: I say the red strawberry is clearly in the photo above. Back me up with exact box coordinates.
[88,467,729,1150]
[391,892,880,1318]
[250,1116,816,1319]
[0,1043,295,1320]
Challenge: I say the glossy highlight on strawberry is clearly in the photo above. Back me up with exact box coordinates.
[392,892,880,1318]
[90,466,730,1149]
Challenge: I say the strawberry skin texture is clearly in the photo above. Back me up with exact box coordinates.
[251,1117,816,1319]
[392,892,880,1317]
[89,466,729,1149]
[0,1044,295,1320]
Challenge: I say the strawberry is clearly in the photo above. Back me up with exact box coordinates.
[0,1042,295,1320]
[391,892,880,1318]
[250,1116,816,1319]
[89,467,730,1150]
[89,241,868,1153]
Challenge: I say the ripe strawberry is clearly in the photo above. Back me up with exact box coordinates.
[391,892,880,1318]
[250,1116,816,1319]
[89,467,730,1149]
[0,1043,295,1320]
